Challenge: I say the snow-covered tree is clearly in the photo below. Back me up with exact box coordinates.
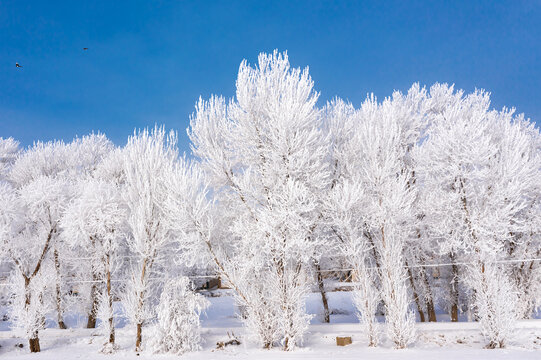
[189,51,330,350]
[416,85,541,348]
[120,126,179,351]
[0,176,70,352]
[9,140,69,185]
[329,179,381,346]
[4,140,75,343]
[8,135,112,331]
[62,134,115,329]
[61,179,126,350]
[503,120,541,320]
[9,140,72,331]
[0,137,19,181]
[323,99,381,345]
[66,133,114,177]
[324,85,429,348]
[148,276,209,355]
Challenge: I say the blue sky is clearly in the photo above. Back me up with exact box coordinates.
[1,1,540,155]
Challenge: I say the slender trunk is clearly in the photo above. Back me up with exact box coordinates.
[53,248,67,329]
[450,255,459,322]
[134,257,148,352]
[24,277,41,352]
[106,253,115,344]
[280,255,290,351]
[86,271,99,328]
[426,296,437,322]
[406,263,425,322]
[24,276,31,305]
[421,268,437,322]
[87,236,99,328]
[315,263,330,323]
[135,322,142,351]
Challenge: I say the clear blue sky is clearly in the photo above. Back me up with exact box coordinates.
[1,1,540,155]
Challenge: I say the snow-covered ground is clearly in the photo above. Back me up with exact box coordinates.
[1,290,540,359]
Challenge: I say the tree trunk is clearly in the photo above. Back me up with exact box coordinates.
[29,334,40,353]
[53,248,67,329]
[426,294,437,322]
[421,268,437,322]
[450,257,459,322]
[315,263,330,323]
[108,318,115,344]
[134,257,148,352]
[106,253,115,344]
[86,287,98,328]
[86,270,100,328]
[24,279,41,352]
[135,322,142,351]
[406,263,425,322]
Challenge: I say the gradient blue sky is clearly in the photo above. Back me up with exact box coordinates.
[1,1,540,154]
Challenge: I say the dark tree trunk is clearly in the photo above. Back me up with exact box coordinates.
[135,322,142,351]
[134,256,148,352]
[426,296,437,322]
[29,335,40,353]
[87,235,99,328]
[106,253,115,344]
[450,256,459,322]
[86,272,99,328]
[25,280,41,352]
[58,319,67,329]
[109,321,115,344]
[406,263,425,322]
[421,268,437,322]
[86,302,97,328]
[315,263,330,323]
[53,248,67,329]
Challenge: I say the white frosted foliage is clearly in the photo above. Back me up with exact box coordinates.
[148,277,209,354]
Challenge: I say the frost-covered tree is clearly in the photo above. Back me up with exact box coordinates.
[61,179,126,350]
[416,85,541,348]
[10,140,71,330]
[5,140,74,337]
[62,134,115,329]
[323,99,381,346]
[8,135,112,331]
[66,133,114,177]
[9,140,69,185]
[162,156,216,270]
[120,126,179,351]
[325,85,428,348]
[0,177,70,352]
[353,100,418,348]
[329,179,381,346]
[148,276,209,355]
[503,120,541,320]
[189,51,330,350]
[0,137,19,181]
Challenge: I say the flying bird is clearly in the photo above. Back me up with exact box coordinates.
[15,63,22,68]
[83,47,88,51]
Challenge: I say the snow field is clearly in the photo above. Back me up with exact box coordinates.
[1,291,541,359]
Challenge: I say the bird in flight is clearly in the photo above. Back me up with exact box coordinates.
[83,47,88,51]
[15,62,22,68]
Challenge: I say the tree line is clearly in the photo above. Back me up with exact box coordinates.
[0,51,540,354]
